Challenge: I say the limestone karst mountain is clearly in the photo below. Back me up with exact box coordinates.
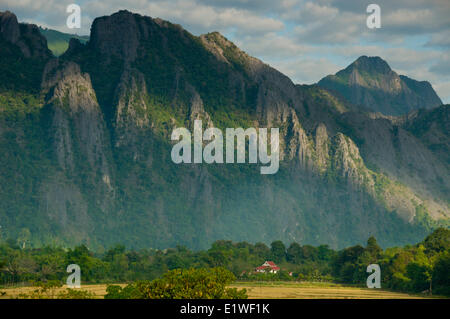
[318,56,443,116]
[0,10,448,250]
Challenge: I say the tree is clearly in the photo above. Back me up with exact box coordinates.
[422,228,450,255]
[166,254,187,270]
[286,242,302,264]
[317,245,334,261]
[365,236,382,260]
[67,245,108,282]
[301,245,319,262]
[332,245,364,282]
[2,251,37,282]
[406,262,431,292]
[103,244,126,262]
[270,241,286,263]
[105,268,247,299]
[207,250,231,267]
[111,254,129,280]
[432,251,450,296]
[253,242,270,259]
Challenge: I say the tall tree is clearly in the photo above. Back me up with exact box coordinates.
[270,241,286,263]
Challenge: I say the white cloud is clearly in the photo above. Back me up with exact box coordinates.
[234,33,312,59]
[426,31,450,48]
[1,0,449,102]
[270,57,341,84]
[83,0,284,36]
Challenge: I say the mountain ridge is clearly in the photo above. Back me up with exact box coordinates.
[318,55,442,115]
[0,10,448,250]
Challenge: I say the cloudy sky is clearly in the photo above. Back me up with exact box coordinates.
[2,0,449,102]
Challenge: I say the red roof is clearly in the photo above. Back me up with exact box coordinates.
[256,261,280,271]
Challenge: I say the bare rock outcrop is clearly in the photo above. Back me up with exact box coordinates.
[0,10,52,59]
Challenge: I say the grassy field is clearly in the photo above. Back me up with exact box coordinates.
[230,282,433,299]
[0,282,437,299]
[0,284,125,299]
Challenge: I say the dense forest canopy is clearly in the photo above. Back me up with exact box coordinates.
[1,228,449,296]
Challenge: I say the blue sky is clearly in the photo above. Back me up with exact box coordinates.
[2,0,449,103]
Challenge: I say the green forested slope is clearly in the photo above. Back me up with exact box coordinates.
[0,10,448,251]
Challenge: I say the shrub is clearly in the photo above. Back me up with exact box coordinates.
[105,267,247,299]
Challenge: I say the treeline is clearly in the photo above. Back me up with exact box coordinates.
[0,228,448,296]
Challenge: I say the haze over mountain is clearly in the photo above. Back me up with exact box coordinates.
[0,10,448,250]
[318,56,443,116]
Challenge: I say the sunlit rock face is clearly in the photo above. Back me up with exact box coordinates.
[318,56,442,116]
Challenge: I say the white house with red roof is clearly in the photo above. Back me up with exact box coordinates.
[255,261,280,273]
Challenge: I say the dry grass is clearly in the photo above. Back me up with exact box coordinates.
[0,284,126,299]
[229,282,432,299]
[0,282,435,299]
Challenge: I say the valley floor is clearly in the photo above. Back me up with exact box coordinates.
[230,282,433,299]
[0,282,439,299]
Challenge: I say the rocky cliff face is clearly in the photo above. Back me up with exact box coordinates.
[0,11,448,250]
[0,10,52,59]
[42,60,113,190]
[318,56,442,115]
[402,105,450,171]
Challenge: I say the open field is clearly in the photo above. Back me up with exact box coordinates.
[0,284,126,299]
[229,282,435,299]
[0,282,440,299]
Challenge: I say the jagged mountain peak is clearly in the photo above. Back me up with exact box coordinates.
[347,55,392,74]
[89,10,147,61]
[0,10,20,43]
[88,10,188,62]
[0,10,52,59]
[318,55,442,115]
